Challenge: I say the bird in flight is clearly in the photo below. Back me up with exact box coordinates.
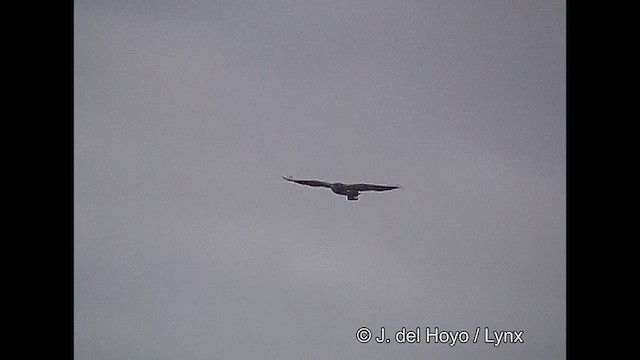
[282,176,401,201]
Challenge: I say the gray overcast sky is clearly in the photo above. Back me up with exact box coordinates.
[74,0,565,359]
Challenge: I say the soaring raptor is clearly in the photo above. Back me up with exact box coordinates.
[282,176,401,201]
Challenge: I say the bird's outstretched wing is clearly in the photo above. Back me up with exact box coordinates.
[347,183,401,192]
[282,176,332,188]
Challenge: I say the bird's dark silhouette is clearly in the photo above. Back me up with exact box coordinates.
[282,176,401,201]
